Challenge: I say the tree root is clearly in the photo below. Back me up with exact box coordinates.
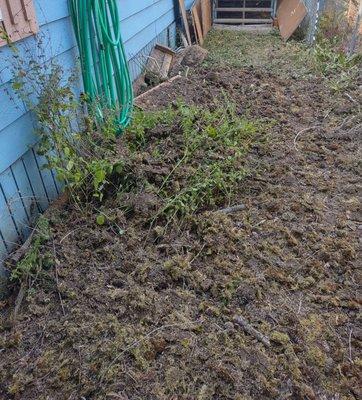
[233,315,271,347]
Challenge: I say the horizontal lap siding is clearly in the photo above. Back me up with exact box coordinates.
[0,0,73,272]
[0,0,178,278]
[0,46,79,174]
[0,145,60,266]
[124,0,177,81]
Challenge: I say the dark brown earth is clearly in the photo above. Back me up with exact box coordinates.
[0,30,361,400]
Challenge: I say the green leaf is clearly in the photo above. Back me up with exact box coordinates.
[64,146,71,157]
[114,163,123,174]
[96,214,106,225]
[12,81,23,91]
[94,169,106,183]
[66,160,74,171]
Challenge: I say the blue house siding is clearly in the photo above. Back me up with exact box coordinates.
[0,0,179,281]
[185,0,195,9]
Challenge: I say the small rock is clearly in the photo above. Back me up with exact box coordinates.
[325,356,334,372]
[205,71,219,82]
[235,284,257,305]
[281,211,296,222]
[111,279,125,288]
[154,225,164,237]
[151,337,167,353]
[224,321,235,332]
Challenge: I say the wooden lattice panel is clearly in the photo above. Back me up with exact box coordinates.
[0,0,38,47]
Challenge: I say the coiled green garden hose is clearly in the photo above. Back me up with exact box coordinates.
[69,0,133,132]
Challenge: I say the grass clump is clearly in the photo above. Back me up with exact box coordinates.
[204,28,361,93]
[203,29,314,77]
[311,22,362,91]
[312,30,361,77]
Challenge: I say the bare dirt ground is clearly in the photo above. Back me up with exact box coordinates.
[0,30,361,400]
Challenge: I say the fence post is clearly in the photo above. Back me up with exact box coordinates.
[348,0,362,55]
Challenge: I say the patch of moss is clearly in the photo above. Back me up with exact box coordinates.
[306,345,327,368]
[270,331,290,346]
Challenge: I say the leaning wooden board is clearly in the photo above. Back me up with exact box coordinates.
[277,0,307,40]
[192,3,204,45]
[201,0,212,37]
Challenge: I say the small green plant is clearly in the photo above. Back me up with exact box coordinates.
[125,107,177,151]
[0,28,11,45]
[160,104,258,219]
[10,41,119,203]
[10,216,52,282]
[312,38,360,74]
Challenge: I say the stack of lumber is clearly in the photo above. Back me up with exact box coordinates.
[178,0,213,46]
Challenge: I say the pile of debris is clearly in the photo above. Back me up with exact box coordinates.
[134,44,208,99]
[134,0,213,96]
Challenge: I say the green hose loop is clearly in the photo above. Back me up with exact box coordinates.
[93,0,122,46]
[69,0,133,132]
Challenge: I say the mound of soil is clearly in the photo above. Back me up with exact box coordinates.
[0,31,361,400]
[170,45,209,76]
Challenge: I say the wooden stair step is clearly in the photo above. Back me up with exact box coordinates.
[216,7,272,12]
[217,0,272,3]
[214,18,273,24]
[218,0,272,1]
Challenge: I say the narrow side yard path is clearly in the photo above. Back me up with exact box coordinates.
[0,30,361,400]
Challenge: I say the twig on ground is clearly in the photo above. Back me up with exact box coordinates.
[11,282,26,326]
[190,243,206,265]
[297,295,303,315]
[218,204,246,214]
[323,108,333,119]
[55,263,66,316]
[344,93,358,104]
[8,230,35,265]
[233,315,271,347]
[293,125,319,151]
[331,115,357,135]
[348,328,354,364]
[53,241,66,316]
[60,227,82,244]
